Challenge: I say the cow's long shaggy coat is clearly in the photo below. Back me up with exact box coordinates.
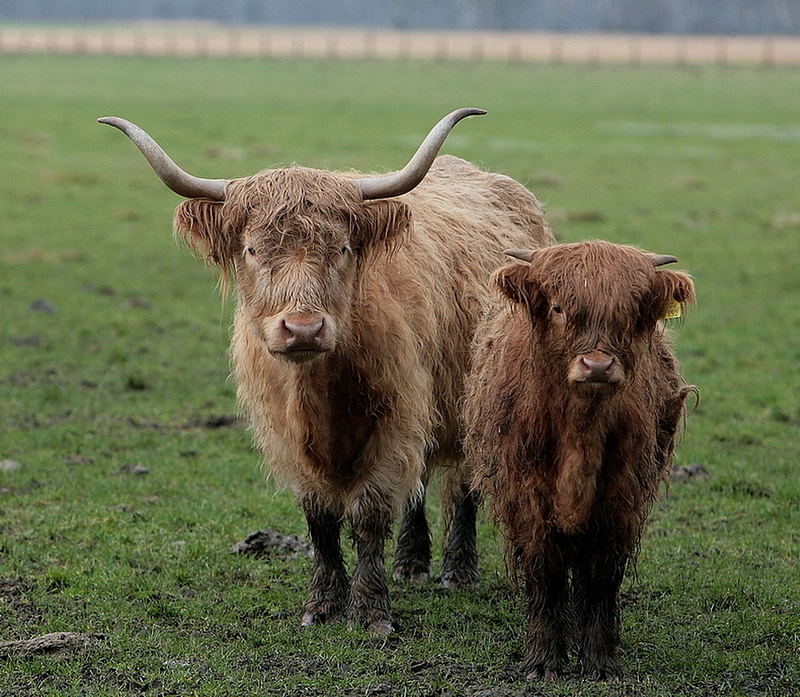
[176,156,555,631]
[463,241,695,678]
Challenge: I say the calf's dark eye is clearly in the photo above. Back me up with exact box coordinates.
[552,305,562,314]
[245,246,256,256]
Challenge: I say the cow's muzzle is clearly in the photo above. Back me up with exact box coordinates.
[568,350,625,387]
[271,313,332,364]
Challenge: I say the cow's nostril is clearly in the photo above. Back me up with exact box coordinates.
[282,316,325,348]
[581,355,614,373]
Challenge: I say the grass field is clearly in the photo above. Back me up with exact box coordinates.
[0,55,798,696]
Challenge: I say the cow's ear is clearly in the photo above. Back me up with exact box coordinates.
[174,199,235,268]
[650,269,696,320]
[493,263,542,309]
[353,200,412,254]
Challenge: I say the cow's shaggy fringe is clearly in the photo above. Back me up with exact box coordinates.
[464,240,695,678]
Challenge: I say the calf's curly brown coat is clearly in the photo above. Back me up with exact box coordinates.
[464,240,695,679]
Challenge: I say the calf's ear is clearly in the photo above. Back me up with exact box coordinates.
[651,269,696,317]
[173,199,235,268]
[493,263,542,310]
[353,200,412,254]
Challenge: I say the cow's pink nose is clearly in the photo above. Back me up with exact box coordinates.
[281,316,325,350]
[581,356,614,380]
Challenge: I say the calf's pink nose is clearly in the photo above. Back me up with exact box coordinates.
[581,355,614,374]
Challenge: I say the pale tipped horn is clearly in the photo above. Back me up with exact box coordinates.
[97,117,227,200]
[356,108,486,200]
[646,253,679,267]
[505,248,538,263]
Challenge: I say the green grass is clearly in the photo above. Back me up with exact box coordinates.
[1,55,798,696]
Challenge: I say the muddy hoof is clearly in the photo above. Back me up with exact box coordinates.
[301,607,341,626]
[300,611,325,626]
[525,666,561,681]
[392,567,430,583]
[580,660,622,681]
[441,567,480,589]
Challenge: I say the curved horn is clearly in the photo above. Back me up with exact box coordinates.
[505,248,538,263]
[97,117,227,200]
[356,108,486,200]
[646,253,679,267]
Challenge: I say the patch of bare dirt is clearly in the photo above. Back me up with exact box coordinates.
[671,463,709,482]
[231,530,313,559]
[115,463,149,475]
[0,632,103,658]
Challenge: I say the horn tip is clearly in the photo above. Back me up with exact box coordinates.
[655,254,679,266]
[504,248,534,262]
[461,107,487,117]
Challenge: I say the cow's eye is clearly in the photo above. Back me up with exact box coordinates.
[245,246,257,256]
[340,244,352,256]
[551,305,562,314]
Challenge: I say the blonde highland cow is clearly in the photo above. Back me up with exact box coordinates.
[99,109,554,632]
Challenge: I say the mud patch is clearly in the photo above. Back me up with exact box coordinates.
[670,463,709,482]
[231,530,313,559]
[185,414,239,429]
[115,463,149,475]
[10,334,43,347]
[0,632,103,658]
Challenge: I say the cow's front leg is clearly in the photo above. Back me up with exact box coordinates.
[441,481,480,588]
[392,491,431,582]
[348,492,393,633]
[301,497,349,626]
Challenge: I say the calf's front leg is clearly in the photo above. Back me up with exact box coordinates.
[572,540,626,680]
[522,546,569,680]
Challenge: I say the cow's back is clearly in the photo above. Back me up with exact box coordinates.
[361,155,554,458]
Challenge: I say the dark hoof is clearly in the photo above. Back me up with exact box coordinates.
[346,614,395,634]
[441,567,480,589]
[580,660,622,681]
[301,608,339,626]
[525,666,562,681]
[301,596,346,626]
[392,564,430,583]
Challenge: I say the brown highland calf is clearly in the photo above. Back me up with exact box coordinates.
[99,110,555,632]
[464,240,695,677]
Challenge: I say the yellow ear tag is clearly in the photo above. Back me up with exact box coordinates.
[661,299,683,320]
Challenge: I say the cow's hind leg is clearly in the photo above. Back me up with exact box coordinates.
[392,491,431,582]
[572,540,625,680]
[441,481,480,588]
[301,498,349,626]
[348,491,394,633]
[522,546,569,680]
